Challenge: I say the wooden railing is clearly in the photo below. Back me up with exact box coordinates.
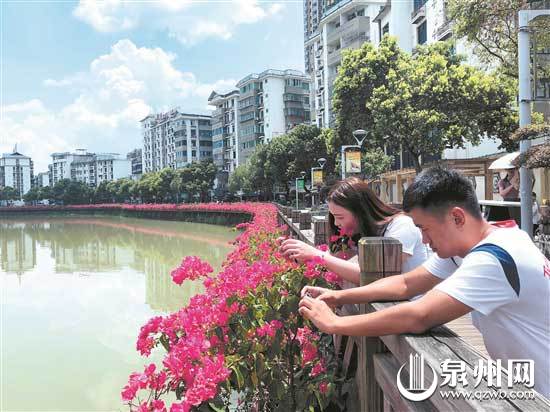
[275,204,550,411]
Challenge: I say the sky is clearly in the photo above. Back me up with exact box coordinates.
[0,0,305,172]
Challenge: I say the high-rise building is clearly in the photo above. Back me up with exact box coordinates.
[305,0,386,128]
[208,90,240,194]
[141,110,212,173]
[0,148,33,198]
[49,149,131,187]
[208,90,240,174]
[236,69,311,164]
[33,172,50,188]
[126,149,143,180]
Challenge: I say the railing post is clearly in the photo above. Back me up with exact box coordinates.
[312,215,330,246]
[299,210,312,230]
[357,237,402,412]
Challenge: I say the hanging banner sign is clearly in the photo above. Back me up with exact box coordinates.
[312,169,324,186]
[297,178,305,192]
[345,149,361,174]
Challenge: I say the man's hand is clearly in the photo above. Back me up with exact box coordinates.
[301,286,340,307]
[298,296,339,334]
[280,239,323,263]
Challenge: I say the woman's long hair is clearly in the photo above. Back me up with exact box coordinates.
[327,177,400,239]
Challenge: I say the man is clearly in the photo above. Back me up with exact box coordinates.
[299,168,550,396]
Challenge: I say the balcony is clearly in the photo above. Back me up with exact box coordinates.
[326,15,370,45]
[327,48,341,66]
[411,0,427,24]
[435,19,453,41]
[212,108,223,118]
[341,32,369,48]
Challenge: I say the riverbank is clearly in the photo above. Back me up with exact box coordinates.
[0,203,254,227]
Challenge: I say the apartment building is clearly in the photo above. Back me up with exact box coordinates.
[141,110,213,173]
[33,172,50,188]
[208,90,240,174]
[50,149,131,187]
[0,148,33,197]
[236,69,311,164]
[305,0,386,128]
[126,149,143,180]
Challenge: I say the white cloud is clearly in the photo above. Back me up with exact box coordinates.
[1,40,237,171]
[72,0,285,45]
[73,0,139,32]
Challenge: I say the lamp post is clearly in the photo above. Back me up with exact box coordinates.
[341,129,367,179]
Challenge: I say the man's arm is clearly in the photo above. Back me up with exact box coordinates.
[335,264,443,304]
[299,289,472,336]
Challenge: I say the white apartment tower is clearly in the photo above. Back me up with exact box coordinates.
[208,90,240,174]
[141,110,213,173]
[236,69,311,164]
[50,149,131,187]
[0,148,33,198]
[305,0,386,128]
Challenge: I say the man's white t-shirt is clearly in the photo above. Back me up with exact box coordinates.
[385,214,430,273]
[423,227,550,397]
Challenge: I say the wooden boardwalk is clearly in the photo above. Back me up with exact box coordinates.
[446,314,489,357]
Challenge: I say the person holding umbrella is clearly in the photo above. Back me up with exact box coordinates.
[498,168,520,201]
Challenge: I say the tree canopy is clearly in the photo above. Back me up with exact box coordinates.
[333,36,517,171]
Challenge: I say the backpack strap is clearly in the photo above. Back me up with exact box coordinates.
[470,243,520,297]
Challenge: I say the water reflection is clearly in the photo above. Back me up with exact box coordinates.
[1,215,235,410]
[0,216,234,311]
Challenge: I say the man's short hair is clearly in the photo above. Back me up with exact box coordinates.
[403,167,483,219]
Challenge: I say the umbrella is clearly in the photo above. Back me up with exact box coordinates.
[488,152,520,170]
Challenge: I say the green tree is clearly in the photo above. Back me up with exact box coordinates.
[0,186,18,202]
[265,125,331,194]
[332,37,404,151]
[182,160,217,202]
[116,178,135,203]
[63,180,91,205]
[23,187,41,203]
[136,172,161,203]
[157,168,176,202]
[362,148,394,180]
[369,40,517,171]
[40,186,53,202]
[94,181,113,203]
[228,163,254,194]
[246,143,274,199]
[448,0,550,79]
[333,37,517,172]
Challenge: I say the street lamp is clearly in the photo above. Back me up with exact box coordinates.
[341,129,367,179]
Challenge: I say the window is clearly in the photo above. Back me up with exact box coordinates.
[417,21,427,45]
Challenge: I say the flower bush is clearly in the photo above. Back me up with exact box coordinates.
[104,203,344,411]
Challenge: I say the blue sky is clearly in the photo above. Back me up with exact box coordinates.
[1,0,304,171]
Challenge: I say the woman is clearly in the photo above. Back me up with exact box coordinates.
[280,177,429,285]
[498,168,520,201]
